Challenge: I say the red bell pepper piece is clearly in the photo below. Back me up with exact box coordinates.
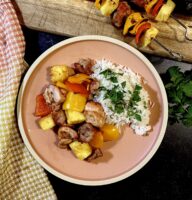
[135,22,151,44]
[151,0,164,16]
[35,94,52,117]
[65,81,89,97]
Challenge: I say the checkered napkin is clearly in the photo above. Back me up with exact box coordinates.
[0,1,57,199]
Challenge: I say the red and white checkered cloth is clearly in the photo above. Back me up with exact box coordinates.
[0,1,57,199]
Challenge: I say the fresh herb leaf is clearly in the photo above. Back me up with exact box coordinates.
[99,86,107,91]
[168,66,184,85]
[121,81,126,88]
[161,66,192,127]
[135,113,142,121]
[130,84,142,103]
[135,85,142,91]
[100,69,116,78]
[109,76,118,83]
[114,104,124,114]
[182,81,192,97]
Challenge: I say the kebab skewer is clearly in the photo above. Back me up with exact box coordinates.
[94,0,182,60]
[129,0,176,22]
[129,0,192,41]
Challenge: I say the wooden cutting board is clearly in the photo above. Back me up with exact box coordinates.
[14,0,192,63]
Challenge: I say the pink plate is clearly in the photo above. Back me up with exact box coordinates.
[17,35,168,185]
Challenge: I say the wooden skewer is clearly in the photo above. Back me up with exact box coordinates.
[171,15,192,41]
[153,38,183,61]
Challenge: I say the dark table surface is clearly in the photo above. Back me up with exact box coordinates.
[23,27,192,200]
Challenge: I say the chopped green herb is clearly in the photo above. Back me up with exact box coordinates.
[100,69,116,78]
[114,104,124,114]
[109,76,118,83]
[161,66,192,127]
[129,84,142,105]
[135,113,142,121]
[135,85,142,91]
[121,81,126,88]
[99,86,107,91]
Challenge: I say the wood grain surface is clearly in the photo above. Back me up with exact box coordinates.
[14,0,192,63]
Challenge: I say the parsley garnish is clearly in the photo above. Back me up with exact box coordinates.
[161,66,192,126]
[135,113,142,121]
[99,69,143,120]
[121,81,126,88]
[127,84,142,121]
[100,69,116,78]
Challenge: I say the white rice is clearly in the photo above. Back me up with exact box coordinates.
[91,59,151,136]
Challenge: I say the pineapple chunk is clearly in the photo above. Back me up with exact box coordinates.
[65,110,85,125]
[38,114,55,130]
[63,92,87,112]
[140,27,159,47]
[50,65,75,83]
[69,141,92,160]
[100,0,120,16]
[155,0,175,22]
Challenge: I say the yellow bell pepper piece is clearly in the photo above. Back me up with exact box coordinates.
[123,12,143,35]
[144,0,158,14]
[89,131,104,148]
[56,81,68,90]
[67,73,91,84]
[101,124,119,141]
[63,91,86,112]
[100,0,120,16]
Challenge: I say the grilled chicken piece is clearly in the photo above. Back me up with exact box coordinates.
[58,139,72,149]
[51,103,62,112]
[87,148,103,161]
[90,79,100,95]
[84,111,105,128]
[43,85,65,104]
[78,123,97,143]
[72,58,95,75]
[58,126,78,140]
[84,101,106,127]
[85,101,105,117]
[112,1,132,28]
[52,110,66,126]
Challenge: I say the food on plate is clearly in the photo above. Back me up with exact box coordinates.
[91,59,151,135]
[69,141,92,161]
[38,114,55,130]
[101,124,119,141]
[93,0,175,46]
[34,58,152,162]
[50,65,75,83]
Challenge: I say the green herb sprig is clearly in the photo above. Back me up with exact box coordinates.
[127,84,142,121]
[161,66,192,126]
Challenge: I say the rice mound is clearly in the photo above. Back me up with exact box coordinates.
[91,59,151,135]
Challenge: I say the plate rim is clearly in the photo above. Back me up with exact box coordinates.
[17,35,168,186]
